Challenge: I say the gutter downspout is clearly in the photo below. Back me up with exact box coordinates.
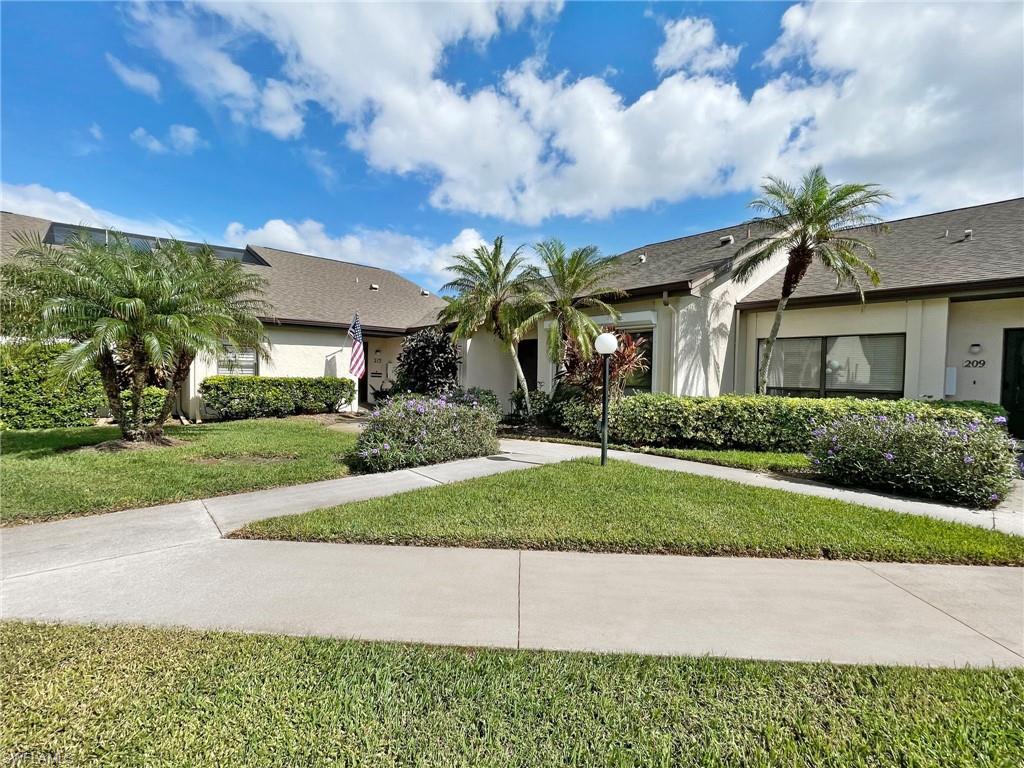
[662,291,679,396]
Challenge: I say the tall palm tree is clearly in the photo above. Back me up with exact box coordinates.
[439,236,544,415]
[528,239,624,369]
[2,231,271,441]
[734,167,890,394]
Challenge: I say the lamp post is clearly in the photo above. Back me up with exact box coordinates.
[594,332,619,466]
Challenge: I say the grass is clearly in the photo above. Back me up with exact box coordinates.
[502,432,812,473]
[0,419,357,524]
[3,622,1021,768]
[239,459,1024,565]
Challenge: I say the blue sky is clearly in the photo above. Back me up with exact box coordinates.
[2,1,1022,291]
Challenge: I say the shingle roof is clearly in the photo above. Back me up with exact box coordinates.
[0,212,447,334]
[736,198,1024,307]
[605,198,1024,304]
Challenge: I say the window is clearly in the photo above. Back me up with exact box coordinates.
[623,330,654,394]
[217,346,258,376]
[758,333,905,398]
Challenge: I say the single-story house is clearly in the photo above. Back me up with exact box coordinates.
[3,198,1023,431]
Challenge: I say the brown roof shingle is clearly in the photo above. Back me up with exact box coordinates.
[0,212,447,333]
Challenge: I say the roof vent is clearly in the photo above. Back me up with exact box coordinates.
[943,229,949,238]
[963,229,973,240]
[370,283,380,291]
[720,235,735,246]
[637,253,647,264]
[420,289,430,296]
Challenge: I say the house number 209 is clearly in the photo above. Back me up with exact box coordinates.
[963,359,986,368]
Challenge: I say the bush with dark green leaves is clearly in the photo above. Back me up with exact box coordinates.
[355,395,498,472]
[563,393,1007,453]
[449,386,502,417]
[0,344,104,429]
[200,376,355,421]
[394,327,461,395]
[809,413,1017,508]
[120,386,167,425]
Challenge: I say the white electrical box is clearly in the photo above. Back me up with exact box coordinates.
[944,367,957,396]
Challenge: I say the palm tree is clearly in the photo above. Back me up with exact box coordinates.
[2,231,271,441]
[439,236,544,415]
[528,239,624,369]
[734,167,890,394]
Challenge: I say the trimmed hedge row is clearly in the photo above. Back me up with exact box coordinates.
[0,344,105,429]
[200,376,355,420]
[562,393,1008,453]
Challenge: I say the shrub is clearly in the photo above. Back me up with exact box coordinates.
[929,399,1008,419]
[355,395,499,472]
[0,344,104,429]
[200,376,355,420]
[809,413,1017,508]
[509,388,551,424]
[120,386,166,425]
[561,331,648,403]
[600,394,1004,453]
[394,327,461,395]
[449,387,502,417]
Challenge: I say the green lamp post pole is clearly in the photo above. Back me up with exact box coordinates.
[594,332,619,466]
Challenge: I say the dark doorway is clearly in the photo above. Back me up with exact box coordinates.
[517,339,538,391]
[1001,328,1024,437]
[358,371,369,407]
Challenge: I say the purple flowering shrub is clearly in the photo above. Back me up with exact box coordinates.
[808,414,1018,508]
[354,395,499,472]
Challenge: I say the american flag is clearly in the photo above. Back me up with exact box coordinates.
[348,312,366,379]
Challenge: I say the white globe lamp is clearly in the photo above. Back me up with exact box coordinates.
[594,332,619,356]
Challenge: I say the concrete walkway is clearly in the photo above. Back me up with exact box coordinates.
[3,439,1022,668]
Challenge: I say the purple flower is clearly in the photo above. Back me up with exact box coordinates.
[382,443,391,451]
[827,449,834,457]
[989,493,1000,502]
[883,452,894,462]
[371,448,380,455]
[963,456,974,464]
[812,458,821,466]
[993,416,1008,424]
[877,415,888,423]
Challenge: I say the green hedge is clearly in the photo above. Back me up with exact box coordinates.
[0,344,105,429]
[564,393,1007,453]
[199,376,356,421]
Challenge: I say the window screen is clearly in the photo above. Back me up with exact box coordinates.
[825,334,905,393]
[760,337,822,392]
[217,346,258,376]
[758,333,905,397]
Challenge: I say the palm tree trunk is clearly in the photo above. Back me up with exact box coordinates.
[150,352,194,437]
[509,342,532,416]
[757,295,789,395]
[96,352,124,427]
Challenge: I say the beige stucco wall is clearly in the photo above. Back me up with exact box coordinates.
[946,297,1024,404]
[737,298,952,399]
[460,333,517,411]
[180,324,359,419]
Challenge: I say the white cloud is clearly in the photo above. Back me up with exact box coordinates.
[128,1,1023,224]
[130,127,167,154]
[105,53,161,99]
[224,218,486,289]
[89,123,104,141]
[131,125,207,155]
[301,148,337,188]
[259,79,306,139]
[654,17,740,75]
[0,182,195,238]
[168,124,206,154]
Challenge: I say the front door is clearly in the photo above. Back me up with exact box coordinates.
[1001,328,1024,437]
[517,339,538,391]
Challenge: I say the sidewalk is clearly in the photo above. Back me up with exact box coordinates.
[2,440,1022,668]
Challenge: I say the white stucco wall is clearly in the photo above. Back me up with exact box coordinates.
[945,297,1024,404]
[364,335,403,402]
[737,298,952,399]
[460,333,517,409]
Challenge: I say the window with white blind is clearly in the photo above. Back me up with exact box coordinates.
[758,333,905,398]
[217,346,258,376]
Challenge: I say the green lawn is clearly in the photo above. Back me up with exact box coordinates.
[3,622,1021,768]
[0,419,357,524]
[503,434,811,472]
[240,459,1024,565]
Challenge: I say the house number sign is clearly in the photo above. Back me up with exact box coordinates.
[963,359,986,368]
